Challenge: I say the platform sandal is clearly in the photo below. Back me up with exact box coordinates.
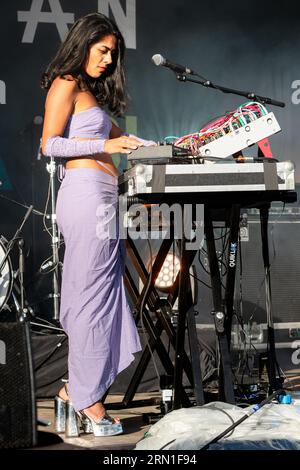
[54,383,69,434]
[77,410,123,437]
[54,382,80,437]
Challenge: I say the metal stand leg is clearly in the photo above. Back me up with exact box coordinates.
[45,158,61,321]
[205,206,235,404]
[186,306,205,405]
[259,205,283,392]
[173,234,204,409]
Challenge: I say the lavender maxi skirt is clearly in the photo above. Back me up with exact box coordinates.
[56,168,141,411]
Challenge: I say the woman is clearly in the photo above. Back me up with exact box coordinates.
[41,12,152,436]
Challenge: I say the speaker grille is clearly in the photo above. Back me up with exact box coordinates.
[195,217,300,325]
[0,322,37,448]
[238,220,300,323]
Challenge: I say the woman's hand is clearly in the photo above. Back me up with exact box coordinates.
[104,136,143,154]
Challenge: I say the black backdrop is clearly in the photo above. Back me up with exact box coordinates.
[0,0,300,319]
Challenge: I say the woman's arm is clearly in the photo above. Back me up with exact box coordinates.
[42,81,142,158]
[42,77,109,158]
[109,122,157,146]
[42,77,77,154]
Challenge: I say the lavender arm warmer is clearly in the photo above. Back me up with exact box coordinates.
[44,136,106,158]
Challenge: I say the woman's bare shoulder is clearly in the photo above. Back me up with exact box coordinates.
[46,75,79,108]
[50,75,79,93]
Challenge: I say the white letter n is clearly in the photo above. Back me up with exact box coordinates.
[98,0,136,49]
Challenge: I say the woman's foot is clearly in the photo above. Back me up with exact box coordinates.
[58,388,120,425]
[80,402,123,436]
[58,383,69,401]
[82,402,120,424]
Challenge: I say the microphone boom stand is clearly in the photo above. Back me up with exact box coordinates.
[176,73,285,108]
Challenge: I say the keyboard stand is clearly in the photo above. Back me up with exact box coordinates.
[105,213,205,410]
[204,197,289,401]
[102,189,296,409]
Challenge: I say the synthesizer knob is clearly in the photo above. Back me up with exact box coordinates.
[284,160,295,172]
[136,164,145,174]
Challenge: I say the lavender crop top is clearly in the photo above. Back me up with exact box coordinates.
[43,105,156,159]
[44,106,111,158]
[63,106,112,140]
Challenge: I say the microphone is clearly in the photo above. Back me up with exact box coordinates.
[152,54,194,75]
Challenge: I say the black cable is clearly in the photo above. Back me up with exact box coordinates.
[158,378,300,451]
[198,229,229,290]
[199,388,283,451]
[158,404,236,450]
[198,250,211,276]
[189,271,211,290]
[214,228,230,241]
[34,335,67,372]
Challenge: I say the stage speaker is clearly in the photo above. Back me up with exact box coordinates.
[236,213,300,324]
[195,206,300,376]
[195,207,300,325]
[0,321,37,448]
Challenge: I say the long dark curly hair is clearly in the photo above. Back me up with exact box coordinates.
[41,12,127,116]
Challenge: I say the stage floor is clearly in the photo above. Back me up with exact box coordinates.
[35,393,161,450]
[33,378,300,451]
